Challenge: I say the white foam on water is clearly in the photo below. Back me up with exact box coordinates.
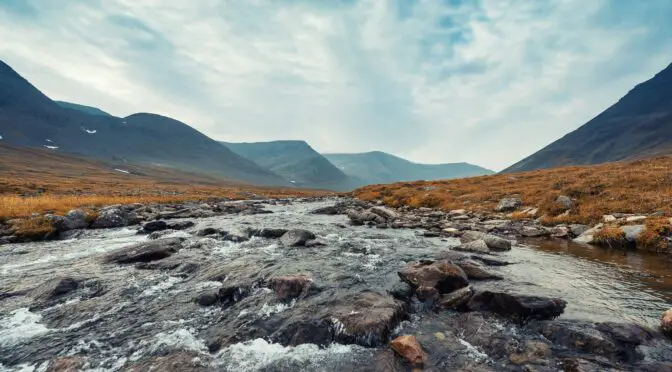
[213,338,355,372]
[194,281,223,290]
[458,338,490,363]
[151,328,208,354]
[259,299,296,318]
[0,361,48,372]
[140,276,182,297]
[0,309,49,348]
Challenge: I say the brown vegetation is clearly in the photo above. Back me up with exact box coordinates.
[354,156,672,225]
[593,225,627,249]
[637,218,672,252]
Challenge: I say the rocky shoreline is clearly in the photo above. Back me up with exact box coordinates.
[1,197,671,371]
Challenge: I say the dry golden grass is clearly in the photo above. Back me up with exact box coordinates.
[593,225,627,248]
[636,218,672,252]
[10,217,54,239]
[354,156,672,225]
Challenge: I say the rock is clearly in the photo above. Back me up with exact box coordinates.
[267,275,313,301]
[388,281,414,302]
[495,197,522,212]
[167,220,195,230]
[64,209,88,230]
[455,260,503,280]
[147,230,178,240]
[280,229,316,247]
[223,228,250,243]
[521,226,550,237]
[103,238,184,264]
[556,195,574,210]
[370,206,398,220]
[46,356,85,372]
[46,215,69,232]
[569,224,590,237]
[304,239,326,248]
[442,227,459,234]
[347,210,385,226]
[195,292,219,307]
[141,220,168,233]
[310,205,341,215]
[328,291,407,346]
[249,228,288,239]
[91,207,128,228]
[621,225,645,242]
[398,260,469,294]
[573,224,603,244]
[197,227,222,236]
[626,216,647,223]
[508,340,550,365]
[467,291,566,321]
[389,335,427,366]
[552,226,570,238]
[415,286,440,302]
[603,215,617,223]
[124,352,207,372]
[454,239,491,254]
[31,277,79,302]
[437,286,473,309]
[470,255,511,266]
[449,209,467,216]
[662,309,672,336]
[218,283,254,307]
[460,231,512,251]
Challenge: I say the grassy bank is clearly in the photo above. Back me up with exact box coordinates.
[354,156,672,225]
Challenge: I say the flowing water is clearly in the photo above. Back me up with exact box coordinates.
[1,200,671,371]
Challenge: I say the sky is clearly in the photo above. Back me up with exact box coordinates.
[1,0,672,171]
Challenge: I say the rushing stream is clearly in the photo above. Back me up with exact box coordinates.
[1,199,671,371]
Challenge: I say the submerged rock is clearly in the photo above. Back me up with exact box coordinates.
[103,238,184,264]
[663,309,672,336]
[328,291,407,346]
[390,335,427,366]
[467,290,566,321]
[437,286,473,309]
[280,229,316,247]
[460,231,512,251]
[455,260,503,280]
[398,260,469,294]
[141,220,168,233]
[266,275,313,301]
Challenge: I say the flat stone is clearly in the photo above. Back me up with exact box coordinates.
[454,239,491,254]
[460,231,512,251]
[103,238,184,264]
[437,286,473,309]
[398,260,469,294]
[467,290,566,321]
[389,335,427,366]
[280,229,316,247]
[626,216,647,223]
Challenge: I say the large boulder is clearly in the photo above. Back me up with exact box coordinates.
[467,290,566,321]
[327,291,407,346]
[460,231,512,251]
[141,220,168,233]
[64,209,89,230]
[389,335,427,366]
[91,207,128,228]
[398,260,469,294]
[370,207,399,221]
[280,229,316,247]
[455,260,503,280]
[556,195,574,210]
[662,309,672,336]
[454,239,491,254]
[347,210,386,226]
[495,197,522,212]
[103,238,184,264]
[621,225,645,243]
[249,228,288,239]
[266,275,313,301]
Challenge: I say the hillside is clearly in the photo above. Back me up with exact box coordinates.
[324,151,494,186]
[222,140,356,190]
[505,63,672,173]
[0,60,289,186]
[55,101,111,116]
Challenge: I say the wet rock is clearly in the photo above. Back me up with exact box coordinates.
[552,226,570,238]
[573,224,603,244]
[455,260,503,280]
[470,255,512,266]
[267,275,313,301]
[347,210,386,226]
[521,226,550,237]
[310,205,341,215]
[280,229,316,247]
[91,206,128,228]
[195,292,219,307]
[461,231,512,251]
[103,238,184,264]
[328,291,407,346]
[556,195,574,210]
[218,283,255,307]
[223,228,250,243]
[390,335,427,366]
[370,206,399,221]
[454,239,491,254]
[167,220,195,230]
[467,291,566,321]
[398,260,469,294]
[141,220,168,233]
[46,356,85,372]
[569,224,590,237]
[123,352,208,372]
[508,340,550,365]
[158,208,215,220]
[271,316,335,347]
[196,227,222,236]
[415,286,440,302]
[31,277,79,302]
[388,281,414,302]
[437,286,473,309]
[304,239,327,247]
[496,197,522,212]
[147,230,178,240]
[64,209,89,230]
[249,228,288,239]
[662,309,672,336]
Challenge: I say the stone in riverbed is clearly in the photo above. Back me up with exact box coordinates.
[398,260,469,294]
[141,220,168,233]
[195,292,219,307]
[455,260,503,280]
[460,231,512,251]
[280,229,316,247]
[389,335,427,366]
[103,238,184,264]
[64,209,88,230]
[249,228,288,239]
[437,286,473,309]
[495,197,522,212]
[370,206,398,220]
[46,356,85,372]
[662,309,672,336]
[91,207,128,228]
[467,290,566,321]
[266,275,313,301]
[415,286,440,302]
[621,225,645,243]
[454,239,491,254]
[328,291,407,346]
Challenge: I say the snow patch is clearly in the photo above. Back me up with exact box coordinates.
[289,180,296,184]
[114,168,130,174]
[43,145,58,150]
[45,139,53,143]
[84,129,97,134]
[0,308,49,347]
[0,134,3,140]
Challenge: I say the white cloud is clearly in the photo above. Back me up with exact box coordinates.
[1,0,671,170]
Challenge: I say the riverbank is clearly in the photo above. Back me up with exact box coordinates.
[1,198,671,371]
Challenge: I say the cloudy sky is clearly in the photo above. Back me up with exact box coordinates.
[1,0,671,170]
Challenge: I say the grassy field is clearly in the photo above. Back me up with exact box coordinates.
[354,156,672,225]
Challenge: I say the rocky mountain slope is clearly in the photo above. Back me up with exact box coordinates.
[0,60,288,186]
[505,62,672,173]
[324,151,494,186]
[222,140,357,190]
[55,101,111,116]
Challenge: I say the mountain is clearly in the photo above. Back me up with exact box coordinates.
[324,151,494,186]
[55,101,111,116]
[504,63,672,173]
[222,140,357,190]
[0,60,288,186]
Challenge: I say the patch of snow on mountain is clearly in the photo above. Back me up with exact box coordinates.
[289,180,296,184]
[86,129,97,134]
[46,139,53,143]
[115,169,130,174]
[0,134,3,140]
[43,145,58,150]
